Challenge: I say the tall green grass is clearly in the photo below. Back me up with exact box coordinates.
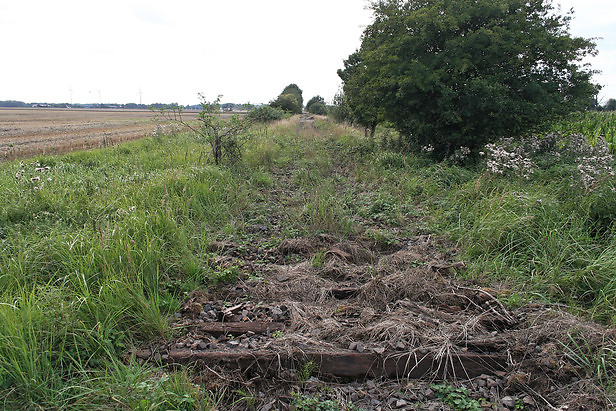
[0,133,252,408]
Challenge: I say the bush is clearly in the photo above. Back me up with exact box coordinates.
[270,94,301,114]
[307,102,327,115]
[247,105,286,123]
[305,96,327,115]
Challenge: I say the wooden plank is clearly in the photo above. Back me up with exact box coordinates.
[132,348,506,379]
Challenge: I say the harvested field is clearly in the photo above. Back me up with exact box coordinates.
[0,107,199,160]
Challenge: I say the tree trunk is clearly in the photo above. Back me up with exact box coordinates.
[370,122,377,139]
[213,132,221,165]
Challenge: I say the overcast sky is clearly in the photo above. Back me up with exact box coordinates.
[0,0,614,106]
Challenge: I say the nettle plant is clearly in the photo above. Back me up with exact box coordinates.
[482,133,615,191]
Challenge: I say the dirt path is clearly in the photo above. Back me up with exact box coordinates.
[132,119,614,410]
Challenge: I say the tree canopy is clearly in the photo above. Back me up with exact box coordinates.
[270,84,304,114]
[338,52,384,137]
[281,84,304,110]
[340,0,600,156]
[270,93,302,114]
[305,95,327,115]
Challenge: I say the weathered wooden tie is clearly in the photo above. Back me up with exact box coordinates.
[132,348,505,379]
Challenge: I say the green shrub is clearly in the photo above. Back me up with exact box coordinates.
[271,94,302,114]
[248,105,287,123]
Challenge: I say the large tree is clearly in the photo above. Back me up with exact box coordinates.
[338,52,385,138]
[305,95,328,115]
[281,84,304,110]
[270,83,304,114]
[341,0,600,156]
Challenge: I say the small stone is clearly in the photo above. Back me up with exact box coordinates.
[476,379,486,387]
[424,388,435,399]
[487,378,499,388]
[175,342,185,349]
[396,399,408,408]
[350,392,359,402]
[197,342,208,350]
[199,310,207,318]
[522,395,535,407]
[501,396,516,408]
[349,342,358,351]
[373,346,386,354]
[356,342,366,353]
[371,398,381,406]
[396,342,406,350]
[276,275,290,282]
[366,380,376,390]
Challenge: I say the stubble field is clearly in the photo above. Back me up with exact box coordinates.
[0,107,199,160]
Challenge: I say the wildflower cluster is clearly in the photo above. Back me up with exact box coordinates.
[14,161,53,190]
[449,146,472,163]
[482,132,615,190]
[483,138,536,179]
[565,134,614,190]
